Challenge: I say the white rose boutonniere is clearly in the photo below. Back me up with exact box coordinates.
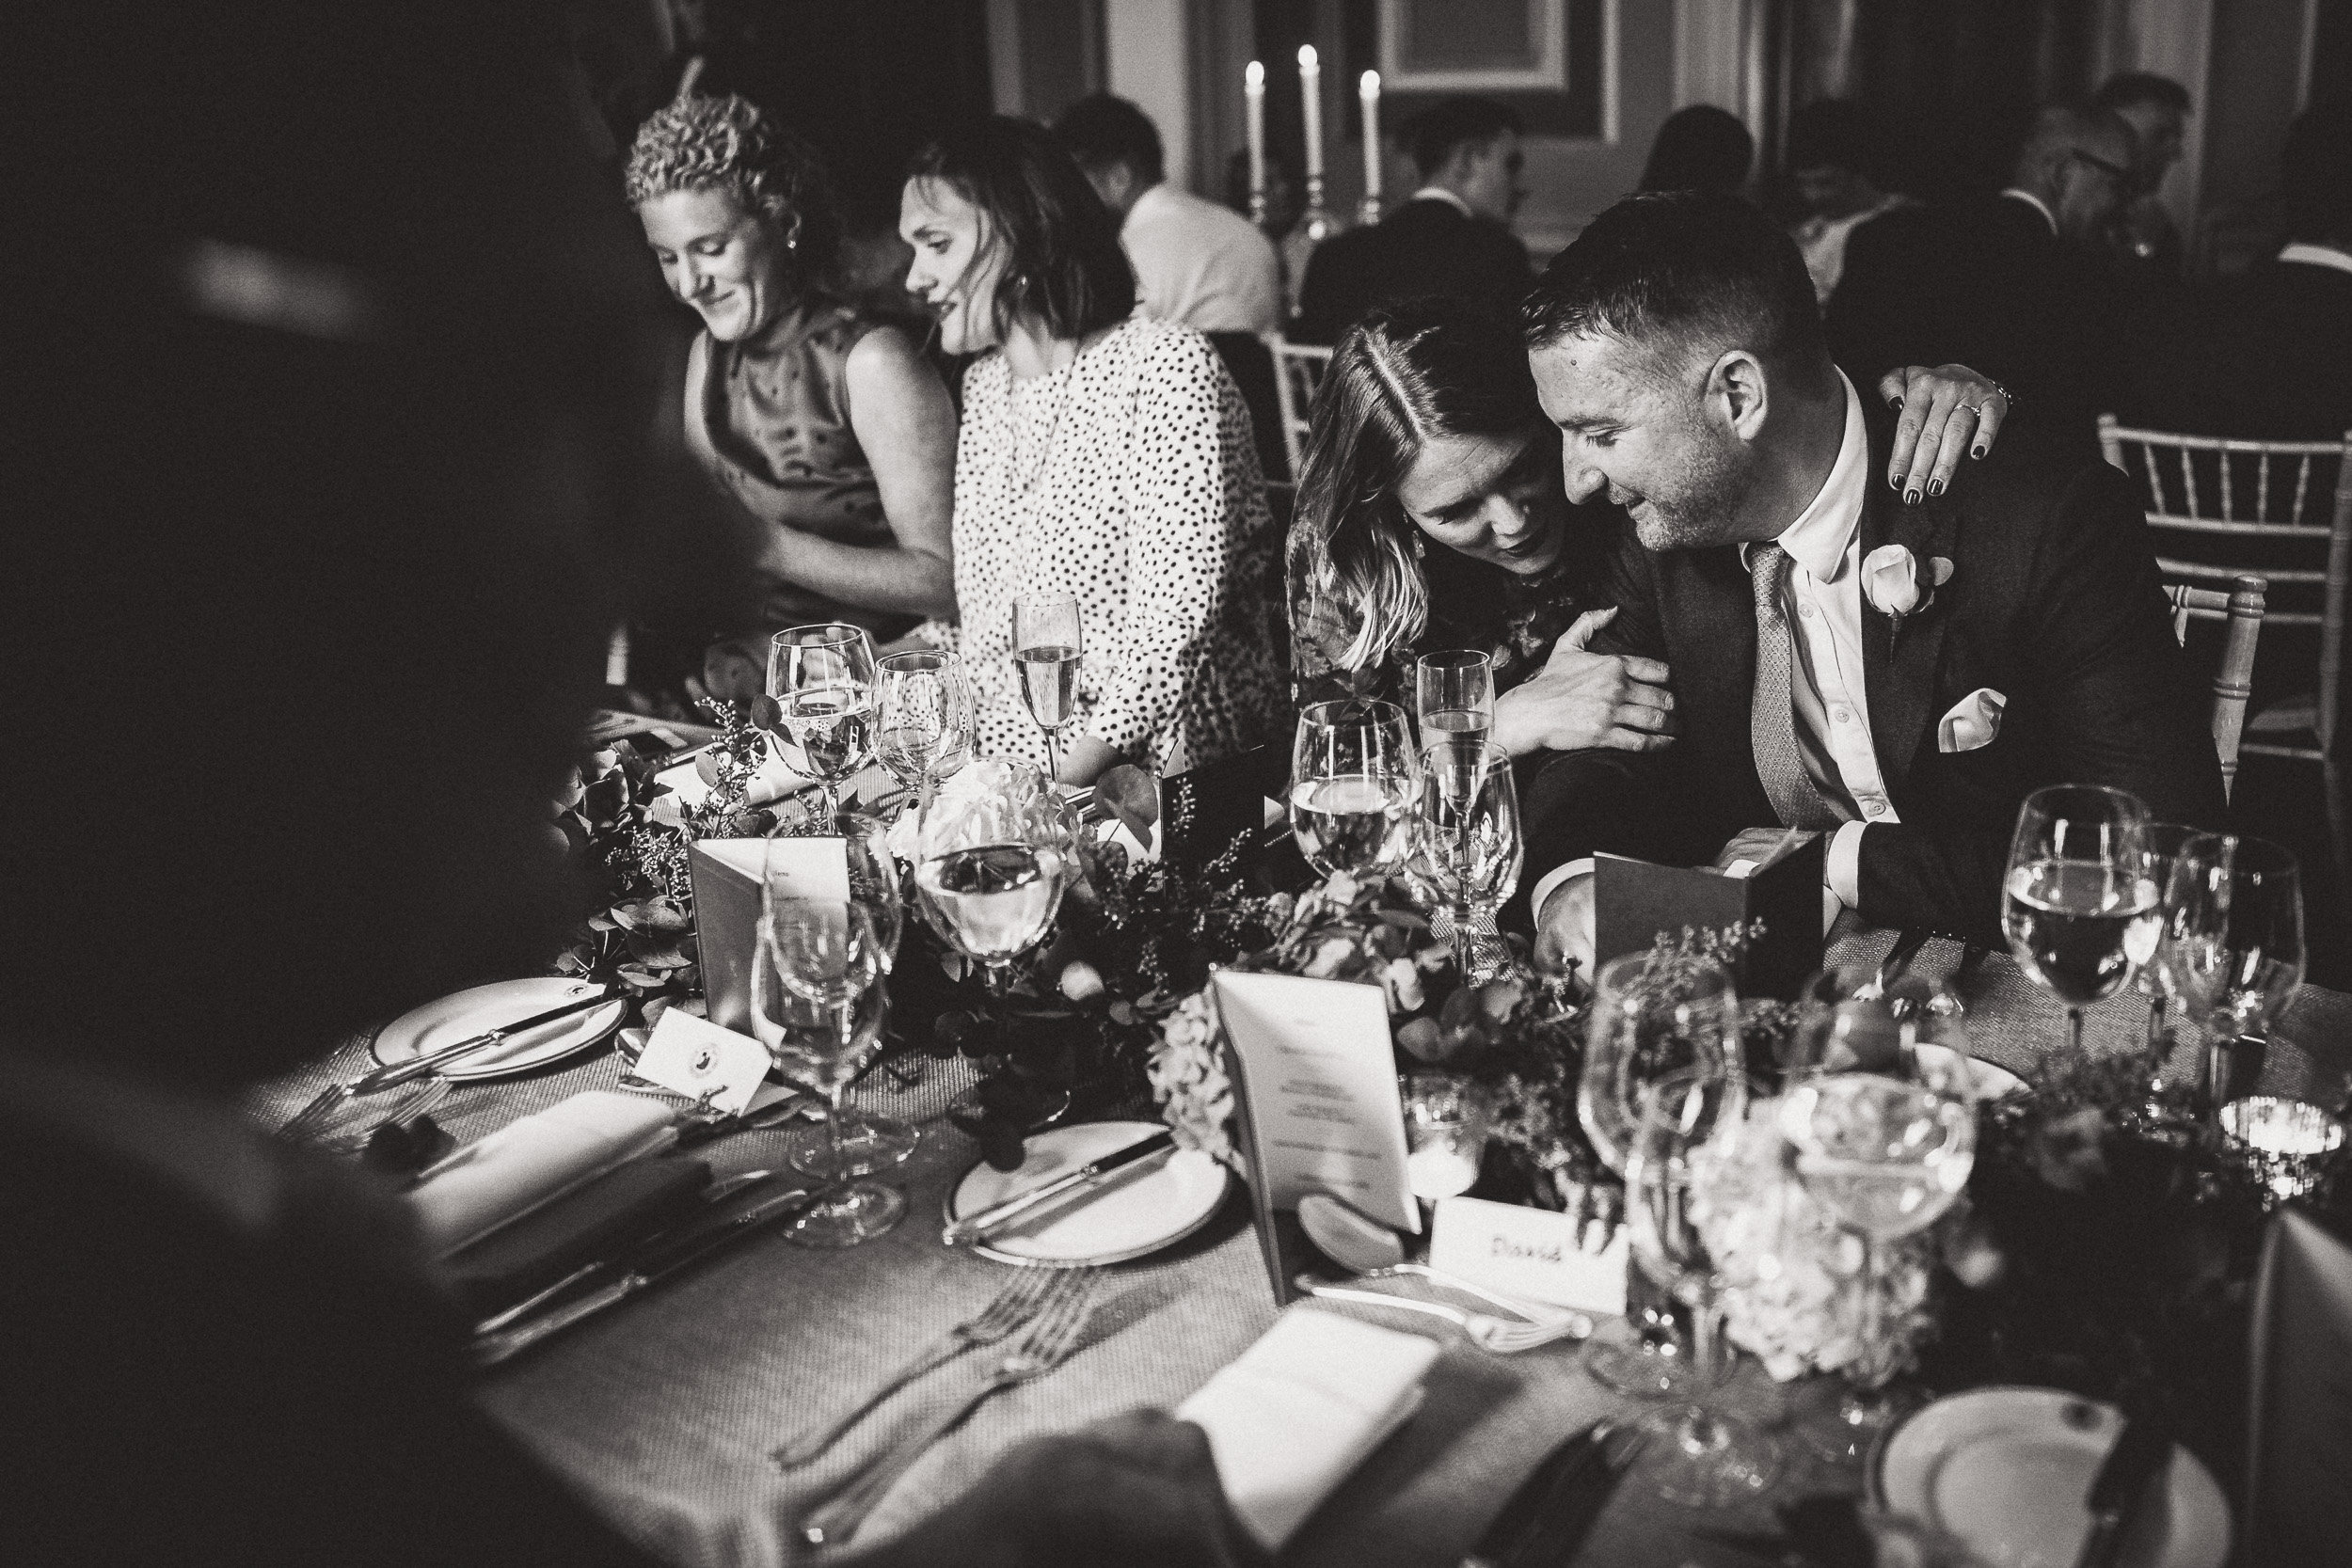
[1860,546,1954,643]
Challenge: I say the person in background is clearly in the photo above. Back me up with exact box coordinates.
[899,118,1287,782]
[1294,97,1532,344]
[1225,148,1313,324]
[1056,93,1281,336]
[2091,71,2194,276]
[1638,104,1754,198]
[626,94,959,704]
[8,7,1262,1567]
[1830,103,2138,467]
[1784,99,1912,304]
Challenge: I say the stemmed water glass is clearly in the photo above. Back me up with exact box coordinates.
[1576,952,1742,1398]
[1415,649,1494,748]
[913,764,1072,994]
[2205,835,2306,1106]
[1290,699,1418,880]
[750,899,904,1246]
[1013,594,1083,780]
[875,648,973,812]
[1416,737,1521,979]
[1622,1068,1778,1506]
[2002,784,2163,1053]
[2137,822,2219,1055]
[770,624,878,820]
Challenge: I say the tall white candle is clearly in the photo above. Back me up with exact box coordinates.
[1245,60,1266,221]
[1297,44,1323,182]
[1359,70,1382,207]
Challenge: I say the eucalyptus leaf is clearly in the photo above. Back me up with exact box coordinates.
[1094,763,1158,842]
[613,898,690,935]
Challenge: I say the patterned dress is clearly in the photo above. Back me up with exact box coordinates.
[919,315,1286,771]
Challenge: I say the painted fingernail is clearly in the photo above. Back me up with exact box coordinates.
[1889,397,1904,411]
[1971,444,1986,459]
[1889,473,1903,489]
[1928,478,1945,498]
[1903,487,1921,506]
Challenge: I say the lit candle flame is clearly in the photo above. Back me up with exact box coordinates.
[1246,59,1263,88]
[1360,70,1379,95]
[1297,44,1317,70]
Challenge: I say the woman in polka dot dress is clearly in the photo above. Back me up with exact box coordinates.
[898,118,1286,784]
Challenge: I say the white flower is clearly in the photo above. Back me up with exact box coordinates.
[1379,957,1424,1014]
[1302,936,1356,978]
[1058,960,1106,1004]
[1148,992,1238,1169]
[1861,544,1924,616]
[882,757,1043,860]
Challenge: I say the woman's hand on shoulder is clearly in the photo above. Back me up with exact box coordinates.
[1877,365,2011,504]
[1489,609,1676,756]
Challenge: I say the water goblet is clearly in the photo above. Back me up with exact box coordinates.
[913,764,1072,994]
[2002,784,2161,1054]
[1290,698,1417,881]
[1416,737,1521,980]
[770,624,878,820]
[1013,594,1083,780]
[2204,834,2305,1107]
[1414,648,1494,748]
[875,648,973,812]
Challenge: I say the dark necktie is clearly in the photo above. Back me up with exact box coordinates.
[1748,543,1835,830]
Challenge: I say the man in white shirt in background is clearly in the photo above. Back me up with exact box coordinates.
[1055,93,1281,335]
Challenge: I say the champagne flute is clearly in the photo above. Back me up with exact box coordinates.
[2205,835,2305,1107]
[2001,784,2161,1053]
[770,624,878,820]
[1576,951,1740,1398]
[750,899,904,1246]
[1290,699,1417,880]
[1013,594,1083,781]
[1416,737,1521,979]
[1622,1068,1780,1506]
[1415,649,1494,748]
[875,648,973,811]
[913,764,1071,993]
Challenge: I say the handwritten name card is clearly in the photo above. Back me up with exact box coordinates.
[1429,1196,1629,1316]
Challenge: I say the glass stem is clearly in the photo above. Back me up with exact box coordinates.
[1043,729,1059,784]
[825,1082,847,1172]
[2067,1006,2086,1055]
[2146,992,2169,1057]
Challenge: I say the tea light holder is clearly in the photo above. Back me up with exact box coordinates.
[2218,1095,2347,1200]
[1403,1074,1486,1200]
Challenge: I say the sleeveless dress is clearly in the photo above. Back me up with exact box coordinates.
[682,302,917,644]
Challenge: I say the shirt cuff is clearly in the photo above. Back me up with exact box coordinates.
[1827,820,1868,909]
[1528,858,1596,925]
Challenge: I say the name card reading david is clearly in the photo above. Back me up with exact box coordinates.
[1213,971,1417,1234]
[1429,1196,1629,1316]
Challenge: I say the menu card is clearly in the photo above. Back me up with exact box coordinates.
[688,837,849,1033]
[2247,1209,2352,1564]
[1213,972,1417,1303]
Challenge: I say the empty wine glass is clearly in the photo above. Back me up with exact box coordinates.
[770,624,878,820]
[1290,699,1417,880]
[913,764,1072,993]
[2143,830,2236,1065]
[875,648,973,811]
[1415,649,1494,749]
[750,899,904,1246]
[1417,737,1521,979]
[2205,835,2306,1107]
[1013,594,1083,781]
[2002,784,2161,1053]
[1577,951,1741,1398]
[2137,822,2213,1054]
[1623,1068,1779,1506]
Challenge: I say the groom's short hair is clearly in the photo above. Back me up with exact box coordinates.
[1522,191,1830,387]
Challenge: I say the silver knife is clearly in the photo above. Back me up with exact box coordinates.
[472,1180,829,1365]
[2074,1415,2173,1568]
[354,987,620,1093]
[941,1129,1175,1247]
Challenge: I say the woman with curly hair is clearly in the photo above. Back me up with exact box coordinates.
[627,94,957,702]
[897,118,1286,783]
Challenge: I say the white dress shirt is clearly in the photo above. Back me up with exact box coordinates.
[1121,182,1282,335]
[1405,185,1474,218]
[1996,187,2058,237]
[1528,372,1888,929]
[2280,241,2352,278]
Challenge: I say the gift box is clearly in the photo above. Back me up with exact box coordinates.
[1593,835,1824,1000]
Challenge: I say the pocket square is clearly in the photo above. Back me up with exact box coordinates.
[1937,688,2006,752]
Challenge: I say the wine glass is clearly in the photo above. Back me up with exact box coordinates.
[749,899,904,1246]
[2204,835,2306,1107]
[1780,978,1977,1463]
[913,764,1072,993]
[2137,822,2214,1055]
[1576,951,1741,1398]
[770,624,878,820]
[875,648,973,811]
[763,822,915,1173]
[2002,784,2162,1054]
[1415,649,1494,748]
[1622,1068,1780,1506]
[1290,699,1417,880]
[1013,594,1083,781]
[1416,738,1521,980]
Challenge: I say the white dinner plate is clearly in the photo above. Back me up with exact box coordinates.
[370,977,628,1083]
[1915,1042,2030,1101]
[1875,1386,2229,1568]
[946,1119,1232,1268]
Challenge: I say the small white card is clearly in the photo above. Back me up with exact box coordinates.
[696,836,851,902]
[632,1008,771,1116]
[1429,1196,1629,1316]
[1214,972,1418,1234]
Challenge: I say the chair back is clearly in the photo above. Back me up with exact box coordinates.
[2100,417,2350,755]
[2164,575,2266,800]
[1263,334,1331,483]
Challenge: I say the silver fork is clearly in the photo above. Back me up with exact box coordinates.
[771,1268,1062,1468]
[798,1267,1100,1547]
[1295,1275,1594,1354]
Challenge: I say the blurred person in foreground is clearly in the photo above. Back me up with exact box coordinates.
[3,8,1260,1567]
[626,93,958,705]
[1295,97,1533,344]
[1784,99,1913,305]
[1639,104,1755,198]
[2091,71,2194,276]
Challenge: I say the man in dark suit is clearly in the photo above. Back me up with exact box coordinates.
[1829,104,2140,470]
[1518,193,2224,963]
[1292,97,1533,344]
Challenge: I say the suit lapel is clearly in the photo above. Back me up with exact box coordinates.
[1861,473,1957,801]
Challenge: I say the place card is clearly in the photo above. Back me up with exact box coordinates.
[631,1008,771,1116]
[689,836,850,1033]
[1428,1196,1629,1316]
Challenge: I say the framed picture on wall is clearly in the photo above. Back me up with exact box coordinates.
[1376,0,1567,93]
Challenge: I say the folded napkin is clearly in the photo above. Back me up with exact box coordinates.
[441,1154,711,1315]
[408,1090,678,1257]
[1177,1307,1439,1551]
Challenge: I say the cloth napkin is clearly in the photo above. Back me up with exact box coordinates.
[408,1090,677,1257]
[441,1155,711,1315]
[1177,1306,1439,1551]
